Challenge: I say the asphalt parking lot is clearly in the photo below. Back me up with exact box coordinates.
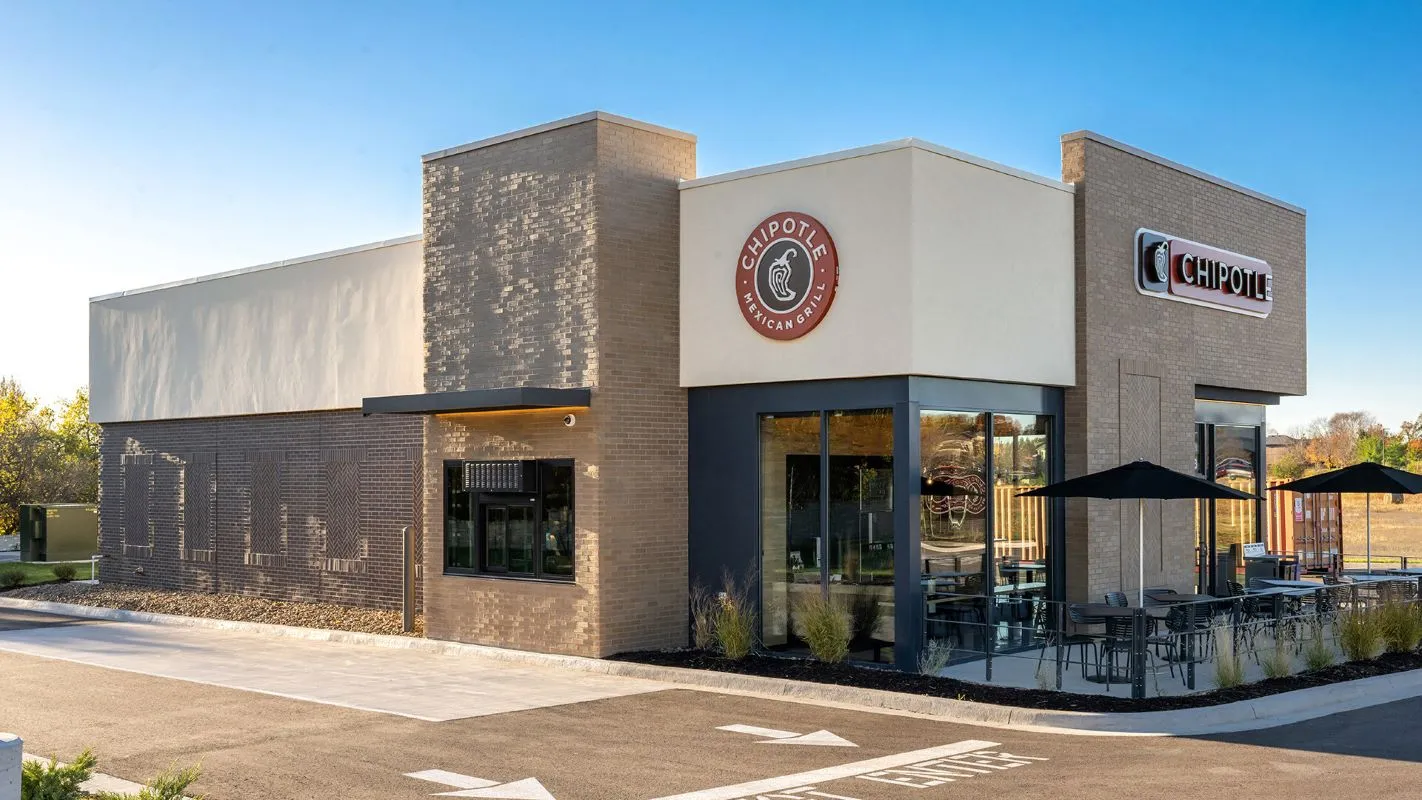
[1,608,1419,799]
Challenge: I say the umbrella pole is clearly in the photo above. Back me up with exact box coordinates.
[1139,497,1145,608]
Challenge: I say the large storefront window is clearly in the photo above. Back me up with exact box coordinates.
[443,459,575,581]
[760,409,895,663]
[921,411,1052,654]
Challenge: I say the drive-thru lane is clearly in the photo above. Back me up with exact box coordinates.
[1,609,1419,799]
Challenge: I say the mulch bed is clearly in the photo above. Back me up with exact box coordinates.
[610,648,1422,713]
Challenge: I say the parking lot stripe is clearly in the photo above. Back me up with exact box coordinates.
[648,739,999,800]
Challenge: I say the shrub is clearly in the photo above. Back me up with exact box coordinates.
[22,749,97,800]
[918,638,954,676]
[52,563,77,582]
[0,566,25,590]
[846,592,883,645]
[1377,600,1422,654]
[688,582,717,650]
[1303,621,1336,671]
[794,593,849,664]
[1212,627,1245,689]
[1338,607,1384,662]
[712,569,757,661]
[97,764,204,800]
[1260,631,1294,680]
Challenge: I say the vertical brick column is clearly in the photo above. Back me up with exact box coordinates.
[419,113,694,657]
[1061,133,1306,602]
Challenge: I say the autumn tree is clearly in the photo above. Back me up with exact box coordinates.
[0,379,99,534]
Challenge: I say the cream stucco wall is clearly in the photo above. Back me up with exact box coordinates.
[679,141,1076,388]
[679,147,915,386]
[909,148,1076,387]
[90,237,423,423]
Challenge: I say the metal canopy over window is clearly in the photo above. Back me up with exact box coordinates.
[361,387,591,416]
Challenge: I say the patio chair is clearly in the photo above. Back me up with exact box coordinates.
[1035,603,1101,681]
[1104,591,1128,608]
[1099,614,1173,692]
[1162,604,1214,687]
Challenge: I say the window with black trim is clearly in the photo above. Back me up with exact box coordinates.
[443,459,575,581]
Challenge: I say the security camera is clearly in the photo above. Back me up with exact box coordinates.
[563,414,577,428]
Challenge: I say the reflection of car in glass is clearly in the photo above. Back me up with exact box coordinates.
[1215,457,1254,480]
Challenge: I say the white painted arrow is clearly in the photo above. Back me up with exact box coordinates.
[716,724,857,747]
[405,769,556,800]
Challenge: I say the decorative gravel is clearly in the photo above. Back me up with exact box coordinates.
[6,582,424,637]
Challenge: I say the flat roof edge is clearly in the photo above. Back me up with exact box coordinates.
[422,111,696,162]
[89,234,423,302]
[1062,130,1305,215]
[680,138,1073,194]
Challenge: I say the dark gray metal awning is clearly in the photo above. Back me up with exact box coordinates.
[362,387,591,416]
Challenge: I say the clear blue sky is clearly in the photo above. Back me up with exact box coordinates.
[2,1,1417,433]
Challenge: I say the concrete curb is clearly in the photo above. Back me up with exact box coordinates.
[1,596,1416,736]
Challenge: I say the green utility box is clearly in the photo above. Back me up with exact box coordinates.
[18,503,98,562]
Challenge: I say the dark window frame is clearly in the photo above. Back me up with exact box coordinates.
[442,458,576,582]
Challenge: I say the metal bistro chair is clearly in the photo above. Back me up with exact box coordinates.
[1099,611,1174,692]
[1104,591,1128,608]
[1161,603,1214,687]
[1037,603,1102,681]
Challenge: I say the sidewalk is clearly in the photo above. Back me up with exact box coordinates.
[0,603,665,722]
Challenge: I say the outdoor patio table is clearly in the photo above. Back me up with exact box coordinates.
[1143,592,1216,604]
[1253,578,1325,589]
[1384,568,1422,576]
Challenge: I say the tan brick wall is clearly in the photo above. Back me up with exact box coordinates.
[419,116,694,657]
[1061,135,1307,602]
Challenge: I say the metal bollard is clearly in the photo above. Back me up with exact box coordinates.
[401,526,416,634]
[0,732,20,800]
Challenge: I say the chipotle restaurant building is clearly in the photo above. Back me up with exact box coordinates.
[89,112,1306,669]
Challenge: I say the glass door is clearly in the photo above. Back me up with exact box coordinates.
[1194,421,1262,594]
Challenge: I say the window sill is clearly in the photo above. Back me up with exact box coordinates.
[441,569,576,586]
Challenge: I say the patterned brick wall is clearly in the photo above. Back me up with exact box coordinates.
[98,410,423,610]
[420,115,695,657]
[1061,133,1307,602]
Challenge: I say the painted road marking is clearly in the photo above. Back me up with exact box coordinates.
[404,769,555,799]
[648,740,999,800]
[717,724,857,747]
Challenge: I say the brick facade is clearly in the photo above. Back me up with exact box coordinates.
[1060,133,1307,602]
[98,411,423,610]
[420,115,696,657]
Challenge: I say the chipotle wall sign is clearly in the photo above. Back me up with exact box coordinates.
[736,211,839,340]
[1135,229,1273,318]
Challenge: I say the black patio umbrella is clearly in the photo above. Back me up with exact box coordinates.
[1019,460,1259,605]
[1269,462,1422,573]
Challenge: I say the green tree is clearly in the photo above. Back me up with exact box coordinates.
[0,379,99,535]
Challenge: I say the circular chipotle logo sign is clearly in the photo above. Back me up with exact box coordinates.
[735,211,839,340]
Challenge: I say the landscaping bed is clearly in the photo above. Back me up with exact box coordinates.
[3,582,425,637]
[611,648,1422,713]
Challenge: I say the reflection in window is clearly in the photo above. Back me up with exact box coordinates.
[1214,425,1260,553]
[992,415,1051,588]
[760,413,822,650]
[829,409,894,662]
[920,412,988,583]
[541,462,575,577]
